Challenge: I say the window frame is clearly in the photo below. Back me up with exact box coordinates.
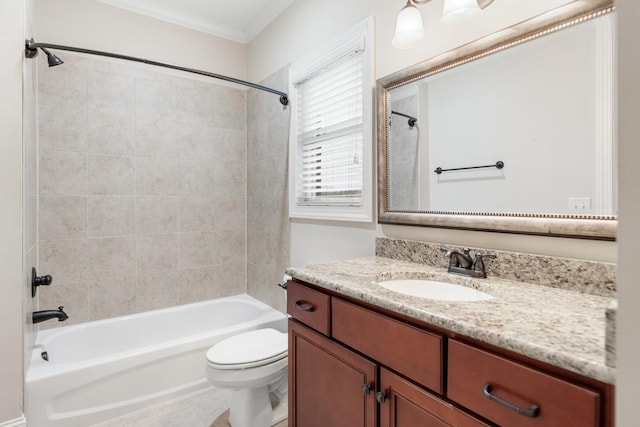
[288,17,374,222]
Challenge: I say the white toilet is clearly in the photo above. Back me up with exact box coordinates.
[206,328,288,427]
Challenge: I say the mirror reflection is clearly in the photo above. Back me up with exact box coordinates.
[387,13,616,217]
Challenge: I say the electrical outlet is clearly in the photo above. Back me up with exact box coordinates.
[569,197,592,211]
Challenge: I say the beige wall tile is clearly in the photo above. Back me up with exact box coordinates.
[213,229,245,265]
[176,83,214,125]
[38,62,88,108]
[178,197,216,232]
[135,78,176,119]
[136,157,178,196]
[212,198,245,231]
[39,239,91,283]
[38,281,89,329]
[137,233,177,271]
[90,237,136,278]
[89,274,136,321]
[211,86,246,131]
[177,231,215,269]
[88,71,135,113]
[135,112,178,158]
[136,196,178,234]
[214,159,245,188]
[178,159,216,196]
[88,154,136,195]
[213,178,245,199]
[212,262,246,298]
[39,151,87,196]
[136,268,178,312]
[39,196,87,240]
[176,123,216,159]
[177,266,214,305]
[213,128,246,164]
[87,109,136,155]
[247,229,267,266]
[88,196,136,237]
[38,104,88,152]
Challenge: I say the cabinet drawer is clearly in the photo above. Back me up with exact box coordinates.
[287,281,331,336]
[448,340,600,427]
[332,298,443,394]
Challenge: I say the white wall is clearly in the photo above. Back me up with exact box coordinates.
[0,0,25,423]
[33,0,247,80]
[248,0,616,267]
[616,0,640,425]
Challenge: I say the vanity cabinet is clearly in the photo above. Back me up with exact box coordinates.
[287,279,612,427]
[289,320,376,427]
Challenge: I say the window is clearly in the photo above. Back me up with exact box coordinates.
[289,18,374,222]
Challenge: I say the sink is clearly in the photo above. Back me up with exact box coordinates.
[378,279,494,302]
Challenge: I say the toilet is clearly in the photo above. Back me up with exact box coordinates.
[206,328,288,427]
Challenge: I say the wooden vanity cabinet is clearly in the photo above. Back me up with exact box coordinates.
[289,320,377,427]
[287,280,612,427]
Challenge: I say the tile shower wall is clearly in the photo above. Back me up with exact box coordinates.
[37,53,247,327]
[247,67,291,312]
[389,94,419,210]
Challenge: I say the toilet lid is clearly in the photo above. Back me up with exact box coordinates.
[206,328,287,368]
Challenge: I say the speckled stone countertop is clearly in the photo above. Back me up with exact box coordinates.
[287,256,616,385]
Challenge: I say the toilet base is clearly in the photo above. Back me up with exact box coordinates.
[228,386,288,427]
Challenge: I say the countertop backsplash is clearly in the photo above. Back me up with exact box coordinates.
[376,237,616,297]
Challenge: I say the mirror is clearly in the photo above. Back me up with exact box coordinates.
[378,1,616,239]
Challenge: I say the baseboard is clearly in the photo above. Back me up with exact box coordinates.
[0,416,26,427]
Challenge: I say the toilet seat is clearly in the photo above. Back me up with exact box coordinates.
[206,328,288,370]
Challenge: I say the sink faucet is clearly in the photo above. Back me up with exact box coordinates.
[33,306,68,324]
[443,248,496,278]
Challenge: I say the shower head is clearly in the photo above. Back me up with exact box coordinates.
[24,40,64,67]
[41,47,64,67]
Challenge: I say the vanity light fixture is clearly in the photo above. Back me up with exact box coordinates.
[392,0,495,49]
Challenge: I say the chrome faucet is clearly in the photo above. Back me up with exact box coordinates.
[32,306,68,324]
[443,248,496,278]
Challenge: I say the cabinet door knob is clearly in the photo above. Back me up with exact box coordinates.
[294,300,315,312]
[482,383,540,418]
[376,391,387,404]
[362,384,372,395]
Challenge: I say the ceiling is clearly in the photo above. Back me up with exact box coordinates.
[97,0,295,44]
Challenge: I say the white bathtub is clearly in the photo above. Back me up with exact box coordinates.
[26,294,287,427]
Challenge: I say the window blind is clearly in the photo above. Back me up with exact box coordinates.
[294,49,365,206]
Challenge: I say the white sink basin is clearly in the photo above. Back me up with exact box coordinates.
[378,279,493,302]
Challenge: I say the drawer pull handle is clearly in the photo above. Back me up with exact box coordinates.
[482,383,540,418]
[294,300,315,312]
[376,391,387,404]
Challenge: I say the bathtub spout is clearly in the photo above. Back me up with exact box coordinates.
[33,306,68,324]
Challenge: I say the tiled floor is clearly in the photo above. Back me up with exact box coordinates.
[90,385,288,427]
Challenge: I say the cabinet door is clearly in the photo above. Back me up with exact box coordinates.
[289,319,377,427]
[379,368,491,427]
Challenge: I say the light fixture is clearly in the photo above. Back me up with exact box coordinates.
[392,0,495,49]
[442,0,481,24]
[392,0,430,49]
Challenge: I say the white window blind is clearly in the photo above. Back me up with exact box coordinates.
[295,51,364,206]
[289,17,373,222]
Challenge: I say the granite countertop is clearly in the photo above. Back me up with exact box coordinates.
[287,256,616,385]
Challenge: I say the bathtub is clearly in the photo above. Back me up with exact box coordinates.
[26,294,287,427]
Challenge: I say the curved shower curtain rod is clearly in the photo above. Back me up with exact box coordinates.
[25,39,289,106]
